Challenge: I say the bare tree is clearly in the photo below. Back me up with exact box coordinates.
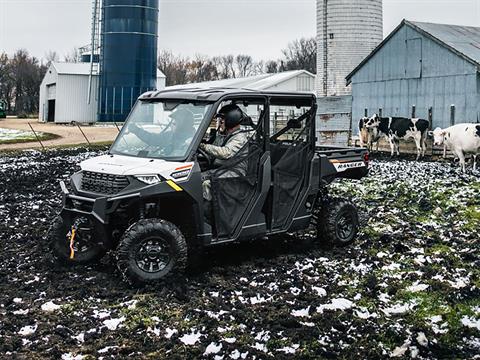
[281,37,316,74]
[265,60,279,74]
[64,47,80,63]
[235,54,254,78]
[0,53,15,112]
[44,50,59,66]
[157,50,189,86]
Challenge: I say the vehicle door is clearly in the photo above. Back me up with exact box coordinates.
[208,97,268,240]
[268,96,316,231]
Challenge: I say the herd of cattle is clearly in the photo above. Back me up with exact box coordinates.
[358,114,480,172]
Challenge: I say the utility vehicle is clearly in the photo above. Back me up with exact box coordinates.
[48,88,369,285]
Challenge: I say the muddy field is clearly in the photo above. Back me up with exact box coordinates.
[0,148,479,359]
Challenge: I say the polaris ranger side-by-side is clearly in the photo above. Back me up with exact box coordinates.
[48,88,369,285]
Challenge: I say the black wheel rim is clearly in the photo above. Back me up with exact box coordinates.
[135,236,171,273]
[66,217,96,253]
[336,212,355,241]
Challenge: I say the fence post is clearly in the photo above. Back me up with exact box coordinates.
[75,121,91,146]
[28,122,45,150]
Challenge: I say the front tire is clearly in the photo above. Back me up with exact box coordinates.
[116,219,187,285]
[318,198,359,247]
[48,216,107,265]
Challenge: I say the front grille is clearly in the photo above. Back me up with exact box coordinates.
[80,171,129,195]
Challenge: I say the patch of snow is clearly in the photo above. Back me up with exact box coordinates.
[317,298,354,313]
[18,324,37,336]
[253,342,268,353]
[391,340,411,357]
[41,300,61,312]
[382,302,416,316]
[312,286,327,297]
[277,344,299,354]
[92,310,111,319]
[98,346,118,354]
[461,316,480,330]
[179,330,203,345]
[13,298,23,303]
[407,283,429,292]
[13,309,29,315]
[103,317,125,330]
[204,342,222,355]
[416,332,428,346]
[165,328,178,339]
[223,337,236,343]
[291,306,310,318]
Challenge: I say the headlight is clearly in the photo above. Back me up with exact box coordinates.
[134,175,161,185]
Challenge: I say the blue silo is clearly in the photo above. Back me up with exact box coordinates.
[98,0,159,122]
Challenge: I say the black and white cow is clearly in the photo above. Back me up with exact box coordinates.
[365,114,429,160]
[359,117,381,151]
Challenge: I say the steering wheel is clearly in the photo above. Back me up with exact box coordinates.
[197,147,213,168]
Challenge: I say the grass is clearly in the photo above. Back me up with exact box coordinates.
[0,131,60,145]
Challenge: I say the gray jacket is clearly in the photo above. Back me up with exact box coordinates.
[200,129,250,177]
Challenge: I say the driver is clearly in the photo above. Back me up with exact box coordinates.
[199,104,250,202]
[128,108,195,152]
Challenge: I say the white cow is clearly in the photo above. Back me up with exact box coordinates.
[430,124,480,172]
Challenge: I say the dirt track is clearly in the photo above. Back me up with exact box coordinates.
[0,118,118,150]
[0,148,479,359]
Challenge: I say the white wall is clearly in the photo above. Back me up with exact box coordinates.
[38,64,58,122]
[265,74,315,92]
[55,75,98,123]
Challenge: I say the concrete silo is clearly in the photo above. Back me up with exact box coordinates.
[316,0,383,97]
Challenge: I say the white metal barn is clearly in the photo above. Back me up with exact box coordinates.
[166,70,316,93]
[39,62,166,123]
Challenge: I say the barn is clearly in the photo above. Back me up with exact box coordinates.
[346,20,480,129]
[39,62,166,123]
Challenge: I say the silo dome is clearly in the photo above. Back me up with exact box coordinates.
[316,0,383,97]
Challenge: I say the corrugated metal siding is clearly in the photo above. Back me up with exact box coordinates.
[351,23,480,128]
[39,64,58,122]
[55,75,98,123]
[316,95,352,146]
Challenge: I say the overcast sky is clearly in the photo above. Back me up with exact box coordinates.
[0,0,479,62]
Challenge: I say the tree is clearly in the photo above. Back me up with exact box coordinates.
[45,50,59,66]
[235,54,254,78]
[64,47,80,63]
[281,37,317,74]
[0,53,15,112]
[157,50,189,86]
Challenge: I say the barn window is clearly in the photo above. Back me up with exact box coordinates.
[411,105,416,118]
[364,109,368,117]
[329,33,334,39]
[379,108,383,117]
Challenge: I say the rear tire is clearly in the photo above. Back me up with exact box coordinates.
[317,198,359,247]
[48,216,107,265]
[116,219,187,285]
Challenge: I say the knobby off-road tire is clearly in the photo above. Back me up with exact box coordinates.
[318,198,359,247]
[116,219,187,286]
[48,216,107,265]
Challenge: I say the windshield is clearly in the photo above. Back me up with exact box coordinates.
[110,100,212,159]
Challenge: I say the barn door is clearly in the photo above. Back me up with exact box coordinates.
[406,38,422,78]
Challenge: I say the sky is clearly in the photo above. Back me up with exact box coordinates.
[0,0,479,62]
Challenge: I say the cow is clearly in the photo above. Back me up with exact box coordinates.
[359,116,381,151]
[365,114,429,160]
[430,124,480,172]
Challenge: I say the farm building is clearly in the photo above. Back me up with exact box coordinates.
[166,70,316,93]
[346,20,480,128]
[39,62,166,123]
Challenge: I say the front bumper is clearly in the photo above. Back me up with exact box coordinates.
[60,180,141,224]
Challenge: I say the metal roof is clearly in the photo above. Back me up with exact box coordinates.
[346,20,480,83]
[51,62,166,78]
[165,70,315,91]
[139,87,316,102]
